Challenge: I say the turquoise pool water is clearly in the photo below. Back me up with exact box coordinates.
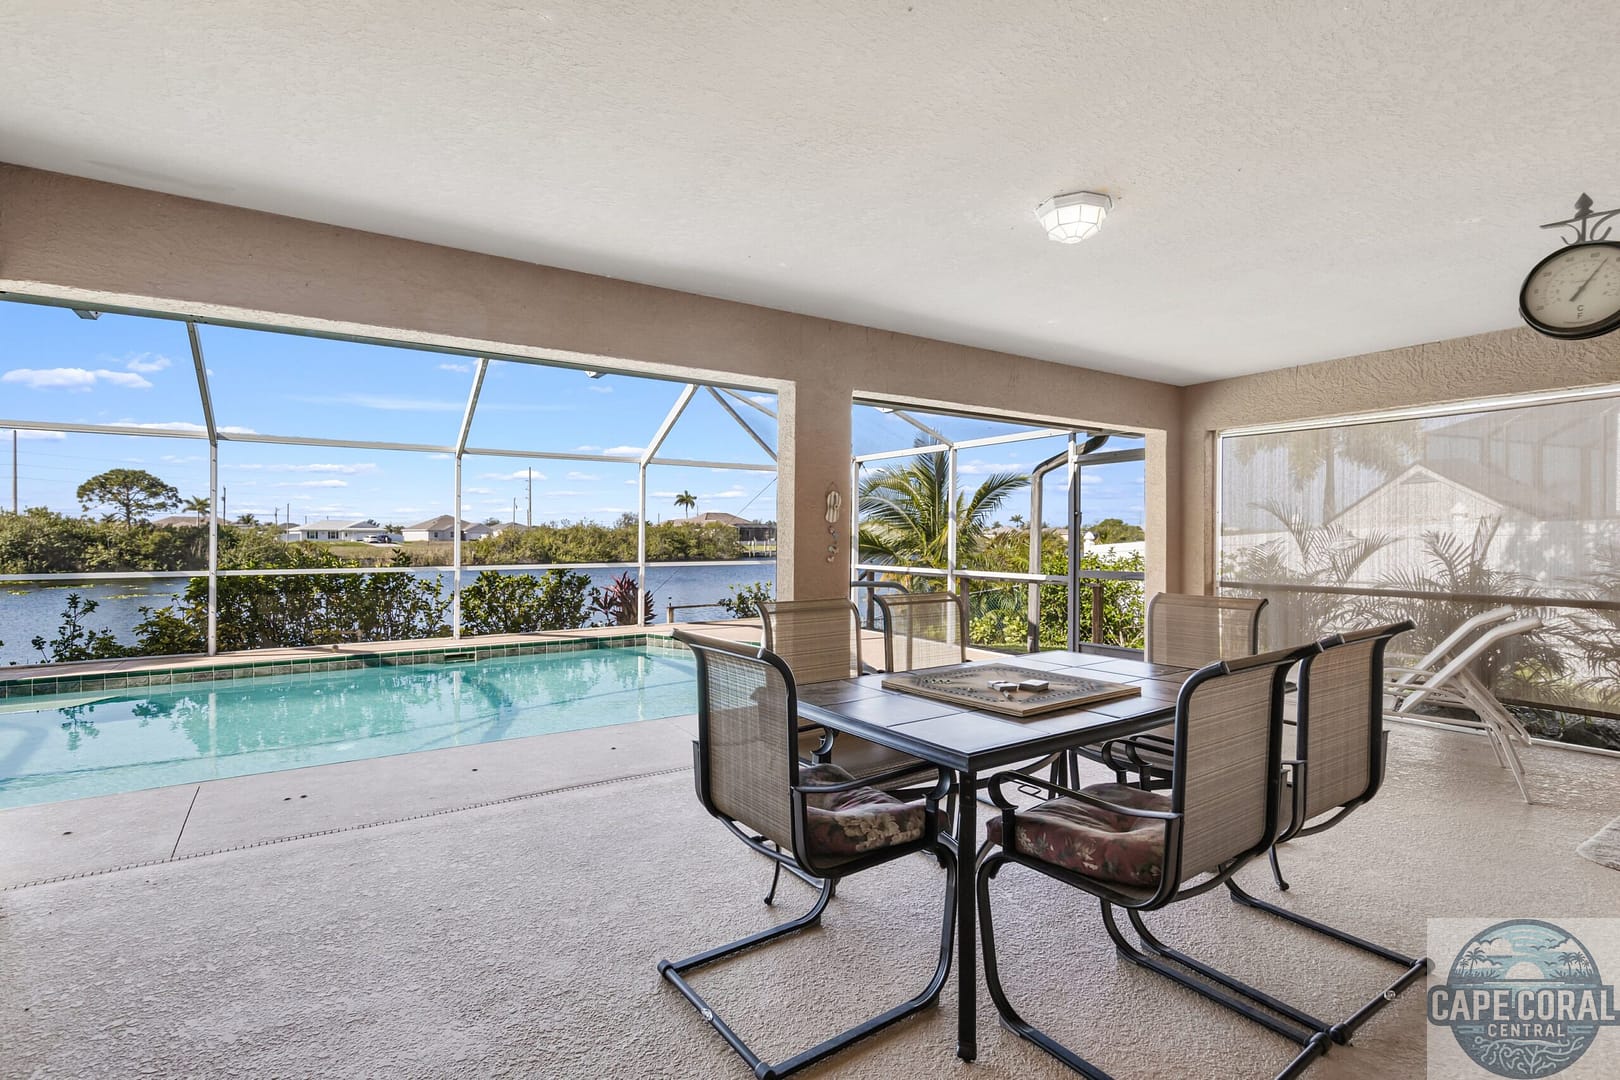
[0,646,696,810]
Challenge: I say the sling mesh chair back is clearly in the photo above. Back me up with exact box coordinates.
[875,590,970,672]
[659,630,956,1080]
[978,643,1331,1080]
[760,598,929,783]
[1215,620,1430,1049]
[1383,608,1540,803]
[1144,592,1268,669]
[1090,592,1269,788]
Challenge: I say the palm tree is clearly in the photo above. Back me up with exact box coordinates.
[182,495,210,525]
[858,441,1028,585]
[674,491,697,519]
[1461,946,1486,977]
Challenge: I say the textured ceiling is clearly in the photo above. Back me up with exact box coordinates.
[3,1,1619,384]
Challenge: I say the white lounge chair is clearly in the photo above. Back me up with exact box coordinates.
[1383,607,1540,802]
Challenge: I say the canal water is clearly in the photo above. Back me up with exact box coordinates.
[0,561,777,667]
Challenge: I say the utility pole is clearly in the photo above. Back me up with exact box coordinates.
[526,467,533,526]
[10,429,16,514]
[512,496,518,524]
[222,486,228,523]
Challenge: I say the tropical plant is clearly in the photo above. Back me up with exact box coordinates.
[592,571,654,626]
[1363,517,1565,687]
[858,440,1028,586]
[75,468,181,527]
[31,593,130,662]
[182,495,211,524]
[460,569,593,634]
[1223,499,1394,644]
[674,491,697,518]
[715,581,772,619]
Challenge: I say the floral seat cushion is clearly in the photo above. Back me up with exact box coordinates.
[799,763,926,861]
[986,782,1169,888]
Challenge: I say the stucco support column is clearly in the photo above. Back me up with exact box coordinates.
[776,377,853,602]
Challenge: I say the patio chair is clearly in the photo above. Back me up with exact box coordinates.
[978,643,1330,1080]
[760,597,930,783]
[1383,608,1540,803]
[659,630,957,1080]
[875,590,970,672]
[1210,621,1429,1047]
[1145,592,1268,668]
[1082,592,1269,786]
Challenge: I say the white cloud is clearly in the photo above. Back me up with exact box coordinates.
[603,445,642,456]
[231,462,377,475]
[480,469,547,481]
[122,353,172,374]
[111,420,258,435]
[543,489,591,497]
[161,453,205,463]
[2,367,152,390]
[437,362,472,373]
[573,444,602,453]
[11,429,66,441]
[465,486,495,495]
[586,384,613,394]
[566,471,599,481]
[958,459,1031,477]
[624,479,638,485]
[274,479,349,488]
[705,488,747,499]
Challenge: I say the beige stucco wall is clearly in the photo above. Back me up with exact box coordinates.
[1181,328,1620,591]
[0,164,1184,601]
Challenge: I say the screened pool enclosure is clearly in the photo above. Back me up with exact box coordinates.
[0,295,779,661]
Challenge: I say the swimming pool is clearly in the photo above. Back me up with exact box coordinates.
[0,645,696,810]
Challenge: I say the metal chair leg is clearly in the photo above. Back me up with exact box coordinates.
[1225,877,1429,1044]
[1268,845,1291,892]
[978,852,1327,1080]
[660,844,956,1080]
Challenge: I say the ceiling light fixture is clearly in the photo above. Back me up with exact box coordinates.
[1034,191,1111,244]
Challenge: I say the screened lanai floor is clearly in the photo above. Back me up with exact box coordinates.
[2,710,1617,1079]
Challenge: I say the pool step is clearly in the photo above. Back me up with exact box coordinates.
[442,650,478,664]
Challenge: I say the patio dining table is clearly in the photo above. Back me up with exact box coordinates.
[797,648,1194,1062]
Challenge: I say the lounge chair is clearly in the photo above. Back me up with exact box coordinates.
[658,630,956,1080]
[1383,607,1540,802]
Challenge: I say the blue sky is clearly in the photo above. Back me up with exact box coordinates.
[1,299,1142,529]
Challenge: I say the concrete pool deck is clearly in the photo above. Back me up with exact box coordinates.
[0,712,702,890]
[3,717,1619,1079]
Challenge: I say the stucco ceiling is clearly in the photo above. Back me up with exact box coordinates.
[3,1,1619,384]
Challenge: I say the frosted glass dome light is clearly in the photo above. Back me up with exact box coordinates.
[1035,191,1112,243]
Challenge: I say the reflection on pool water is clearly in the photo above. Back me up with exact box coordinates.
[0,645,696,810]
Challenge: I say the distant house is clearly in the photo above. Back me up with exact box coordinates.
[284,518,387,542]
[464,520,528,541]
[685,511,776,545]
[402,515,474,542]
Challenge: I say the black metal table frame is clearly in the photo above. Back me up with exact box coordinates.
[798,651,1188,1063]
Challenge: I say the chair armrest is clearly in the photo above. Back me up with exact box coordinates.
[1097,732,1174,777]
[983,769,1180,822]
[794,760,947,796]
